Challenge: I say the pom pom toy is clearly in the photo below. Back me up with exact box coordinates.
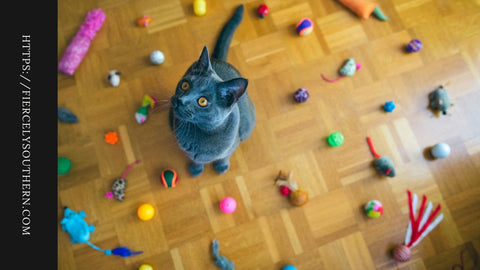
[383,101,396,113]
[293,88,309,103]
[430,143,451,159]
[296,18,313,36]
[429,84,452,116]
[327,132,344,147]
[322,58,361,83]
[275,170,309,207]
[337,0,389,21]
[393,190,443,264]
[139,264,153,270]
[61,207,143,257]
[58,9,106,75]
[220,197,237,214]
[137,203,155,221]
[211,239,234,270]
[193,0,207,16]
[150,50,165,65]
[58,107,79,123]
[364,200,383,218]
[257,4,269,18]
[406,39,423,53]
[58,157,72,175]
[366,137,395,177]
[137,15,152,27]
[105,131,119,145]
[161,168,178,188]
[106,160,141,202]
[107,70,122,87]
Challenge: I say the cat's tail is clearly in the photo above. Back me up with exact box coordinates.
[212,5,244,61]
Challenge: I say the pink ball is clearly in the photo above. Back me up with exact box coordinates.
[220,197,237,214]
[393,245,411,262]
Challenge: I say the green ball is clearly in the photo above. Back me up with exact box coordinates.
[58,157,72,175]
[327,132,344,147]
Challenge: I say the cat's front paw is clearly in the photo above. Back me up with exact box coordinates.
[213,159,230,174]
[189,162,204,177]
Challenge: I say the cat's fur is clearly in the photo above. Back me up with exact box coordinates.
[169,5,255,177]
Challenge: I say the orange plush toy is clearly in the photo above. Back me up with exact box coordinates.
[337,0,389,20]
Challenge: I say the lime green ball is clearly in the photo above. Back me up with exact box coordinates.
[58,157,72,175]
[327,132,344,147]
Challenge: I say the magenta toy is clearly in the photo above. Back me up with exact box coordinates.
[58,9,106,75]
[220,197,237,214]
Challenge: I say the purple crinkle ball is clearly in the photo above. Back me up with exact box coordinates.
[294,88,309,103]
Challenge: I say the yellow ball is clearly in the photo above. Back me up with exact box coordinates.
[193,0,206,16]
[139,264,153,270]
[137,203,155,221]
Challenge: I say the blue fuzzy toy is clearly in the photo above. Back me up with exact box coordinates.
[212,239,234,270]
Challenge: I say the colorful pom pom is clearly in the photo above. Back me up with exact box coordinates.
[296,18,313,36]
[364,200,383,218]
[383,101,396,113]
[293,88,309,103]
[105,131,119,145]
[406,39,423,52]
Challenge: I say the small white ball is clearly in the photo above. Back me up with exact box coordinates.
[431,142,451,159]
[150,50,165,65]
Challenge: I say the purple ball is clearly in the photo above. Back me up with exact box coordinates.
[294,88,309,103]
[407,39,423,52]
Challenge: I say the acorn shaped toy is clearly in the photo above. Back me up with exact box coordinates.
[275,170,309,207]
[366,137,395,177]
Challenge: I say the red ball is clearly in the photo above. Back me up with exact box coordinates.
[279,186,291,196]
[393,245,411,262]
[257,4,269,18]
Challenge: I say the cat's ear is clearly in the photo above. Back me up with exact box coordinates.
[197,46,212,70]
[219,78,248,107]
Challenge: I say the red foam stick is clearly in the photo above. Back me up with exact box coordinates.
[366,137,381,158]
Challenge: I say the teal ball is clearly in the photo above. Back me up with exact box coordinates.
[58,157,72,175]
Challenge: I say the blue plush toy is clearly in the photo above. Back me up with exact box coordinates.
[61,207,143,257]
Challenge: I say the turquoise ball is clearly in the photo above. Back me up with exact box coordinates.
[58,157,72,175]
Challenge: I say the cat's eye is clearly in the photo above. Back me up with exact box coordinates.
[181,81,190,91]
[197,97,208,107]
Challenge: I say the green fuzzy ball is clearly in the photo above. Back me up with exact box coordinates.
[58,157,72,175]
[328,132,344,147]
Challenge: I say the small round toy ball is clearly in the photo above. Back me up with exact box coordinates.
[193,0,207,16]
[327,132,344,147]
[430,142,451,159]
[161,168,178,188]
[137,203,155,221]
[406,39,423,53]
[293,88,309,103]
[137,15,152,27]
[289,189,309,206]
[364,200,383,218]
[282,265,297,270]
[150,50,165,65]
[383,101,396,113]
[58,157,72,175]
[393,245,411,262]
[139,264,153,270]
[296,18,314,36]
[257,4,269,18]
[220,197,237,214]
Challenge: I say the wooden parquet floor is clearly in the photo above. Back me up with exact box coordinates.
[58,0,480,269]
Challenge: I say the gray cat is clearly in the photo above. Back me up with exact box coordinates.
[169,5,255,177]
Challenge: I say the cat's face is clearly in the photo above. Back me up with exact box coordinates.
[171,46,247,128]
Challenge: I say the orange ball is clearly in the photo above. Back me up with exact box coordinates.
[137,203,155,221]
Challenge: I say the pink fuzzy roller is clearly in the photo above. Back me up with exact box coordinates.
[58,9,106,75]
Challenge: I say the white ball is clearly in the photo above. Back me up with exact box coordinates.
[431,142,451,159]
[150,50,165,65]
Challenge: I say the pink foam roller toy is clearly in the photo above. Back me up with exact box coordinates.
[58,9,106,75]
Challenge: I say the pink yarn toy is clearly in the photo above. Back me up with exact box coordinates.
[58,9,106,75]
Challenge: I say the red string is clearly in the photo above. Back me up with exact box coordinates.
[321,74,345,83]
[407,190,415,247]
[366,137,381,158]
[452,245,479,270]
[122,160,141,179]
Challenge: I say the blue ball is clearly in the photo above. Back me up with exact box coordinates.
[296,18,313,36]
[282,265,297,270]
[407,39,422,52]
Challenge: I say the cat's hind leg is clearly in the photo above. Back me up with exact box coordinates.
[189,161,204,177]
[213,158,230,174]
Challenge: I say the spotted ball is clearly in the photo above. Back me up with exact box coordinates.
[296,18,313,36]
[406,39,423,52]
[294,88,309,103]
[393,245,411,262]
[364,200,383,218]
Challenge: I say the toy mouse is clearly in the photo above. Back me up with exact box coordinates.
[366,137,396,177]
[107,70,122,87]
